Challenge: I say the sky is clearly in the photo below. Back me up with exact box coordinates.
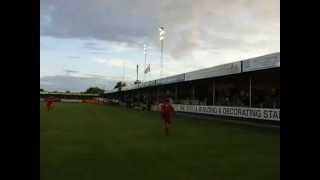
[40,0,280,92]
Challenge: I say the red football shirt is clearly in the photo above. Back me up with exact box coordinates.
[160,102,175,121]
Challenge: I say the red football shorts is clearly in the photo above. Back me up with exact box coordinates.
[47,102,53,108]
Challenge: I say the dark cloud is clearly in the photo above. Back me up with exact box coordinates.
[40,75,118,92]
[41,0,279,58]
[41,0,160,43]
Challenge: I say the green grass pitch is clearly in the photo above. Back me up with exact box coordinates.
[40,103,279,180]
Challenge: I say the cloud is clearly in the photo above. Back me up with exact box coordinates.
[107,59,135,69]
[82,39,137,55]
[40,0,279,59]
[82,42,105,51]
[65,69,79,74]
[84,74,107,79]
[83,74,127,82]
[92,58,136,71]
[40,75,118,92]
[90,51,106,55]
[93,58,108,64]
[67,56,81,59]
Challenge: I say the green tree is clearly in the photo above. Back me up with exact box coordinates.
[85,87,105,94]
[114,81,126,91]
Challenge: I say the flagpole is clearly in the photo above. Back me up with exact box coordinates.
[144,52,146,81]
[144,44,147,82]
[136,64,139,82]
[122,61,125,83]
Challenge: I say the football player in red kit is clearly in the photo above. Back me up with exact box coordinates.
[46,97,55,111]
[160,98,175,136]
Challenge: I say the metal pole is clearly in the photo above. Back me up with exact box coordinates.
[175,86,178,102]
[136,64,139,81]
[160,39,164,78]
[212,80,215,105]
[249,76,252,107]
[192,86,195,100]
[144,44,147,82]
[122,61,125,82]
[156,87,159,103]
[144,52,147,82]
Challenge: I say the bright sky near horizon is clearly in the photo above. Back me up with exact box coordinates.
[40,0,279,92]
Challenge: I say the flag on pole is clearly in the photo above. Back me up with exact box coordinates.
[144,64,150,74]
[159,27,165,41]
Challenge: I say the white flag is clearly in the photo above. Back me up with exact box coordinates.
[144,64,150,74]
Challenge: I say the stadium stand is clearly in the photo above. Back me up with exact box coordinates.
[103,52,280,122]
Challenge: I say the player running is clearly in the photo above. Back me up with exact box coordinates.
[160,98,175,136]
[45,96,55,111]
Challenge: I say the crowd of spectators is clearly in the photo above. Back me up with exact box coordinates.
[117,87,280,110]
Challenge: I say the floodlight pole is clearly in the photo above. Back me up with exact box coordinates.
[159,27,165,79]
[160,39,164,79]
